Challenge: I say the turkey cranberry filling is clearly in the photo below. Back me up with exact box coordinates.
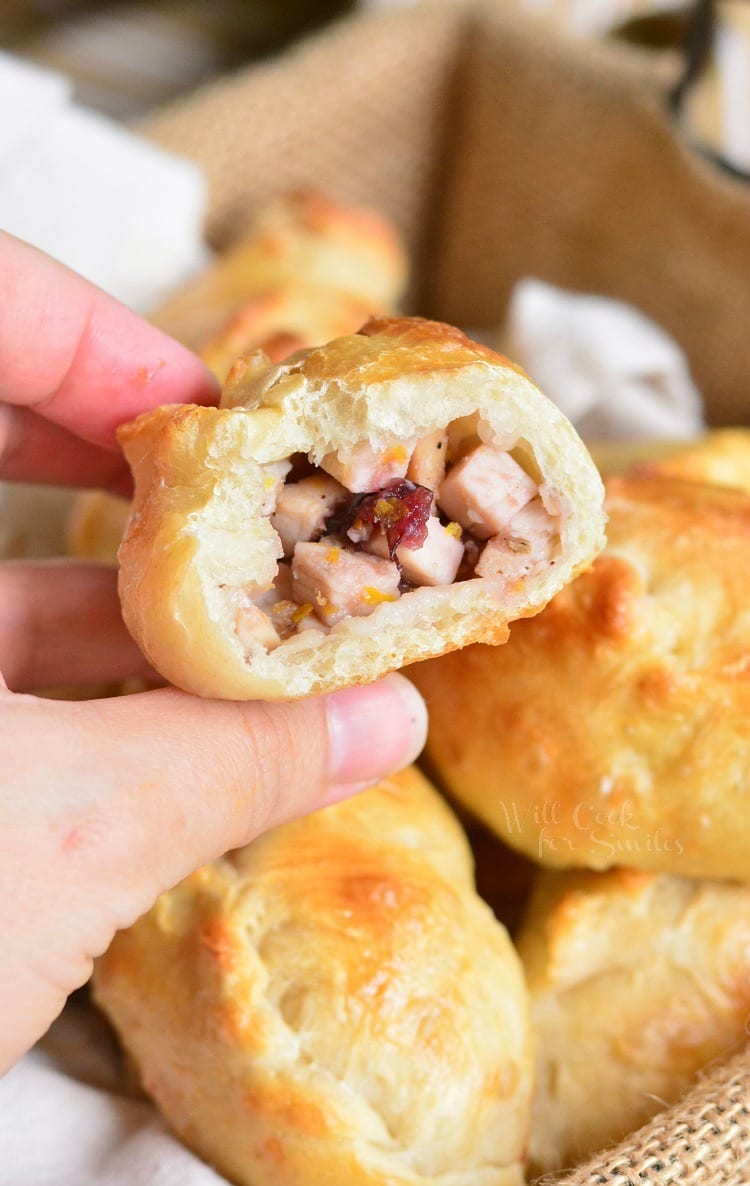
[234,429,562,653]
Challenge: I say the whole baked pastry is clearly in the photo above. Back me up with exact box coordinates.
[517,867,750,1173]
[116,316,605,700]
[199,281,375,382]
[411,473,750,879]
[67,491,129,566]
[634,427,750,494]
[93,767,533,1186]
[151,189,408,350]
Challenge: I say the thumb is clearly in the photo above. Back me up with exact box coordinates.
[0,675,426,1071]
[94,673,428,886]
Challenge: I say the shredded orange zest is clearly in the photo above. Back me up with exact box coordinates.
[445,521,463,538]
[385,445,409,464]
[361,586,399,606]
[291,603,314,623]
[325,547,341,565]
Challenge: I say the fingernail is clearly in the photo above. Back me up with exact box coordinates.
[318,779,375,809]
[326,673,428,786]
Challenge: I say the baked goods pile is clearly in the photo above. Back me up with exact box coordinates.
[412,432,750,1174]
[83,191,750,1182]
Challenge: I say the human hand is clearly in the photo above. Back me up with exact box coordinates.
[0,234,428,1074]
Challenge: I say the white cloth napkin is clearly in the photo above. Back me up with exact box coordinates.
[503,278,705,440]
[1,1049,226,1186]
[0,51,209,313]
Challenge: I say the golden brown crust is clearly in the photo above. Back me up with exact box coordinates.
[116,316,606,700]
[410,473,750,880]
[586,438,689,476]
[199,283,375,382]
[66,491,130,566]
[517,867,750,1173]
[93,768,532,1186]
[633,427,750,495]
[299,315,522,384]
[150,190,408,351]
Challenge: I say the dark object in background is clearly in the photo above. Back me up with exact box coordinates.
[2,0,354,117]
[615,0,750,180]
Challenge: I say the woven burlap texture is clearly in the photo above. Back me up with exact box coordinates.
[431,5,750,426]
[139,4,750,1181]
[138,3,470,309]
[142,0,750,425]
[556,1045,750,1186]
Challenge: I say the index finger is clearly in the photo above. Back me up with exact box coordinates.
[0,232,219,454]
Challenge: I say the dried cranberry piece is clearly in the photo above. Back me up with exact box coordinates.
[345,480,432,561]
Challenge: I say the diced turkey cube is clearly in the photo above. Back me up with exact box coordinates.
[406,429,448,491]
[271,475,348,556]
[437,445,538,540]
[320,439,415,493]
[475,499,557,581]
[362,528,390,560]
[364,518,464,587]
[292,541,400,626]
[235,602,281,652]
[398,517,464,586]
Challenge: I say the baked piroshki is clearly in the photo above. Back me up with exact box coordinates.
[411,473,750,879]
[517,867,750,1173]
[93,767,533,1186]
[66,491,130,566]
[633,427,750,493]
[151,189,408,351]
[116,316,606,700]
[199,282,375,383]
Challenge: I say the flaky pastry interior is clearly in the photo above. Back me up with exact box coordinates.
[117,316,606,700]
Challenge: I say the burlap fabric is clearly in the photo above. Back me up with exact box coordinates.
[140,1,750,425]
[139,4,750,1180]
[556,1045,750,1185]
[138,4,471,309]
